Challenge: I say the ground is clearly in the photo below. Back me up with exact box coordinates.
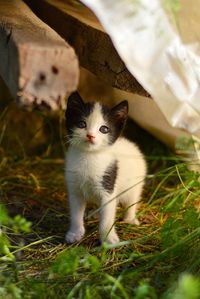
[0,100,200,298]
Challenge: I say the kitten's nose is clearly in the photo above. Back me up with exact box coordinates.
[86,134,95,141]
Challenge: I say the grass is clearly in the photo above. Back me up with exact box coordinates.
[0,101,200,298]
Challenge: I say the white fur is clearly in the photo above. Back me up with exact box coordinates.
[65,103,147,244]
[71,103,111,151]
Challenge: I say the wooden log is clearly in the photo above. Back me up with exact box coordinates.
[25,0,149,97]
[0,0,79,110]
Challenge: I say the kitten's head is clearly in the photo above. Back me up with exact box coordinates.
[65,92,128,151]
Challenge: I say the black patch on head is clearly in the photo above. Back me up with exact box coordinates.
[101,100,128,144]
[102,160,118,193]
[65,92,94,137]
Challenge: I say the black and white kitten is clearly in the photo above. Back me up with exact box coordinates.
[65,92,147,244]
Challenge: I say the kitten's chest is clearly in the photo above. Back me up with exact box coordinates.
[76,155,101,185]
[66,149,113,199]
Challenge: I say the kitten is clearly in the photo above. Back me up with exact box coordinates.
[65,92,147,244]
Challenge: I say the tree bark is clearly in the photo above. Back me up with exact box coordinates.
[25,0,149,97]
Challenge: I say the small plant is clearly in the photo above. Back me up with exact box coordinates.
[165,274,200,299]
[0,203,32,298]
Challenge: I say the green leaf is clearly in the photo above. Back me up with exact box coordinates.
[0,204,10,225]
[7,284,23,299]
[166,274,200,299]
[134,280,157,299]
[50,247,86,277]
[83,255,101,273]
[12,215,32,233]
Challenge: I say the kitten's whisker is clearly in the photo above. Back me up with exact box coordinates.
[70,138,81,147]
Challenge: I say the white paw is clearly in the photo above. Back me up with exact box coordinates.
[65,228,85,244]
[123,217,140,225]
[102,233,120,245]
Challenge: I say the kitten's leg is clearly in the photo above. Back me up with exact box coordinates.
[123,186,143,225]
[123,200,140,225]
[65,195,86,244]
[99,195,119,244]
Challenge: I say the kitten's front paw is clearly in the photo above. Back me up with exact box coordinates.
[102,233,120,245]
[65,229,85,244]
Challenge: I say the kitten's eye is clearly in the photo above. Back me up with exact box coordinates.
[99,125,110,134]
[77,121,86,129]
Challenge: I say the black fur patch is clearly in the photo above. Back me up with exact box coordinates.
[101,101,128,144]
[65,92,94,137]
[102,160,118,193]
[65,93,128,145]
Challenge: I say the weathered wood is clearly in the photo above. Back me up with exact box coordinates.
[0,0,79,110]
[25,0,149,97]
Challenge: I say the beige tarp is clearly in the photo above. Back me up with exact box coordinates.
[80,0,200,169]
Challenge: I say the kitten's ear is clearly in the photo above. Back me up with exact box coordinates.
[111,100,128,121]
[67,92,84,110]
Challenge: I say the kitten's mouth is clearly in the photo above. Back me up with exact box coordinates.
[86,139,95,145]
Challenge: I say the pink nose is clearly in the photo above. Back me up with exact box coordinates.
[87,134,95,141]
